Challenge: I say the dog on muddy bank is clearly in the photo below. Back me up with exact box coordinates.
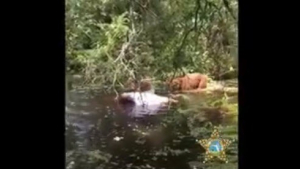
[167,73,209,94]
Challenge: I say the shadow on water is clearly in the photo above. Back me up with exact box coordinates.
[66,89,238,169]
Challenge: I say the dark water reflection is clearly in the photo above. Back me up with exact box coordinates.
[66,90,238,169]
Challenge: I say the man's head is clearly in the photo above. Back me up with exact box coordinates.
[125,76,154,92]
[114,93,135,112]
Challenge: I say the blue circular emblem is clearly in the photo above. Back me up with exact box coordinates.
[208,139,223,155]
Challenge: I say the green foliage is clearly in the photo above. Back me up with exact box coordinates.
[173,81,238,137]
[66,0,238,89]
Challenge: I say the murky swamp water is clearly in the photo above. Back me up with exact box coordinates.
[65,89,238,169]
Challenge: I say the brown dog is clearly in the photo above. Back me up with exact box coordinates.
[167,73,208,93]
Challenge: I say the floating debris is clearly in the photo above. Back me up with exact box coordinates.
[126,163,133,168]
[66,161,75,169]
[113,136,124,141]
[135,138,146,144]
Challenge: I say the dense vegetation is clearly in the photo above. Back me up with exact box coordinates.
[66,0,238,169]
[66,0,238,88]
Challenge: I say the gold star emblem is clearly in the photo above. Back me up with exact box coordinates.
[198,126,233,163]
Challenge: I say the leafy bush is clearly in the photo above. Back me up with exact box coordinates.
[66,0,238,89]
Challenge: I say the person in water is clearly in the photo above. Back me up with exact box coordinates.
[116,92,177,117]
[115,77,178,117]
